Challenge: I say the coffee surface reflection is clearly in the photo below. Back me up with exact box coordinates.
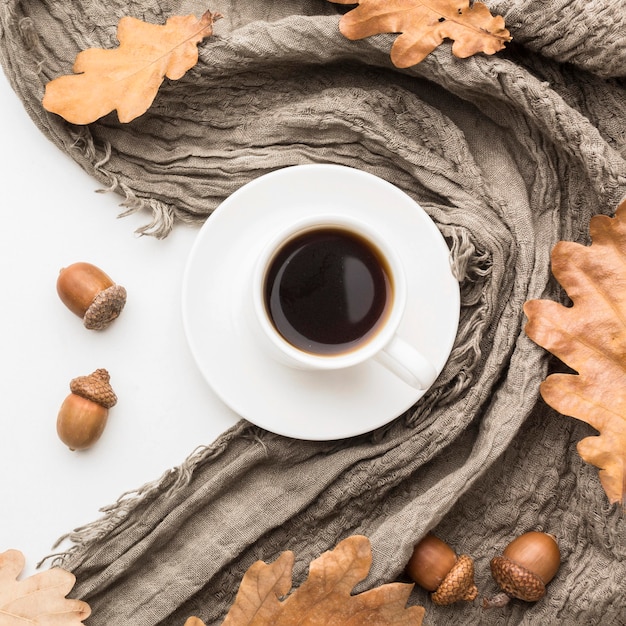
[264,227,392,355]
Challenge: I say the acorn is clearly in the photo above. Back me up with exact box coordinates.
[57,262,126,330]
[485,531,560,607]
[406,533,478,605]
[57,369,117,450]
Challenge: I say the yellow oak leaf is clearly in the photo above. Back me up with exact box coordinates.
[187,535,424,625]
[328,0,511,67]
[0,549,91,624]
[524,198,626,507]
[42,10,222,124]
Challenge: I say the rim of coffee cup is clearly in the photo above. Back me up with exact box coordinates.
[251,214,408,370]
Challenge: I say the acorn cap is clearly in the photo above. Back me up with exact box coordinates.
[83,284,127,330]
[70,369,117,408]
[490,555,546,602]
[431,554,478,605]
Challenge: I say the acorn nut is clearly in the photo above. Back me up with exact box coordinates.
[485,531,560,607]
[406,533,478,605]
[57,369,117,450]
[57,262,126,330]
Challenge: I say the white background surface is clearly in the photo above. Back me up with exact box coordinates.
[0,69,240,576]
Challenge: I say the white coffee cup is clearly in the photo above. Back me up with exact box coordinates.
[249,214,437,390]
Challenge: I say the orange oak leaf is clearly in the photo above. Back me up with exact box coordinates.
[0,549,91,624]
[524,198,626,507]
[328,0,511,67]
[42,10,222,124]
[187,535,424,625]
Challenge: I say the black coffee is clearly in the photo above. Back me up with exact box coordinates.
[264,227,392,355]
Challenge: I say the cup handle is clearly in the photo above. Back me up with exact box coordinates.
[374,335,438,390]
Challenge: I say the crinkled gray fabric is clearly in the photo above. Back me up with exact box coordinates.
[1,0,625,624]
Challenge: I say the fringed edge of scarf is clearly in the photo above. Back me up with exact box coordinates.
[38,420,253,570]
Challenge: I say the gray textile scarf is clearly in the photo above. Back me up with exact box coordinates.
[2,0,626,624]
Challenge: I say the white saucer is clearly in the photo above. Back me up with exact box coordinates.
[182,164,459,440]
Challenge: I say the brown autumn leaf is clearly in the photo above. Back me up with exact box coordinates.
[187,535,424,625]
[328,0,511,67]
[0,549,91,624]
[524,198,626,507]
[42,10,222,125]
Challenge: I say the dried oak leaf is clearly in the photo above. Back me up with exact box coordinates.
[42,10,221,125]
[187,535,424,625]
[328,0,511,67]
[524,198,626,507]
[0,549,91,624]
